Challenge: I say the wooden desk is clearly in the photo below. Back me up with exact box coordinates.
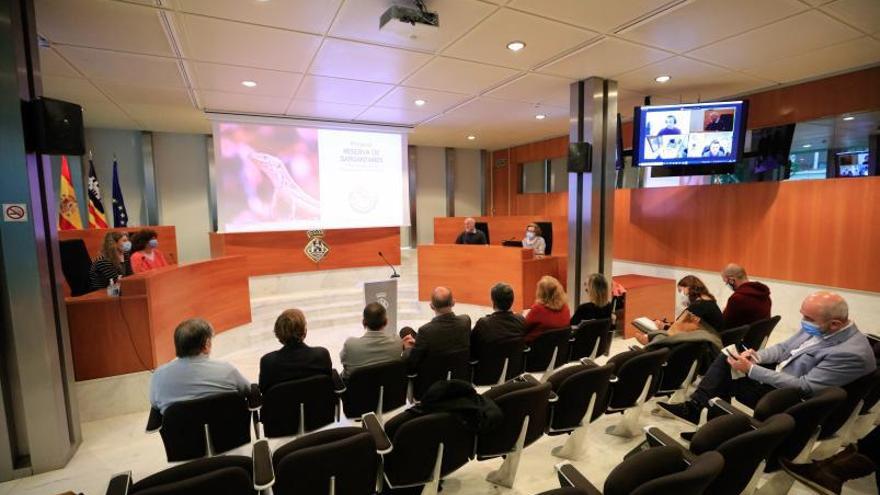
[65,256,251,380]
[209,227,400,277]
[59,225,178,264]
[613,274,676,338]
[434,216,568,256]
[418,245,563,312]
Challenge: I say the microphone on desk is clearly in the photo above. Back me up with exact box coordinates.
[378,251,401,279]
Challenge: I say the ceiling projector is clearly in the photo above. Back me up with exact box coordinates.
[379,1,439,39]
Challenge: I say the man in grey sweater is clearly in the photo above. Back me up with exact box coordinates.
[340,302,404,380]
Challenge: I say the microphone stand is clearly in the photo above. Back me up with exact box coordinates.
[378,251,401,279]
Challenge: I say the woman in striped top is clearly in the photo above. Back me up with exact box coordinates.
[89,231,133,290]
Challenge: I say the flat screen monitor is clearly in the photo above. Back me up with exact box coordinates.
[837,151,870,177]
[633,100,747,167]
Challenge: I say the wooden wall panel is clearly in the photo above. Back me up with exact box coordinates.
[59,226,178,264]
[210,227,401,277]
[434,215,568,256]
[491,149,511,216]
[613,177,880,293]
[510,136,568,163]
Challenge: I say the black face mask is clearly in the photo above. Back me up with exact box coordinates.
[726,279,736,291]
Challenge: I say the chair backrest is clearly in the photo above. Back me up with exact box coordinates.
[273,426,377,495]
[412,349,471,400]
[131,455,254,495]
[546,363,614,431]
[159,393,251,462]
[536,221,553,255]
[475,221,490,244]
[742,315,781,350]
[751,387,803,421]
[525,328,572,372]
[261,375,337,438]
[59,239,94,296]
[719,324,749,347]
[690,413,795,495]
[382,411,474,488]
[569,318,613,361]
[604,445,724,495]
[656,342,705,395]
[471,337,525,386]
[477,380,552,457]
[342,360,408,419]
[606,348,669,411]
[765,386,847,471]
[820,369,880,440]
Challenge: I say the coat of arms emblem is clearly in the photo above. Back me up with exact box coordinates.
[304,229,330,264]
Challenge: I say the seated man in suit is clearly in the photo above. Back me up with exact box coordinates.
[454,217,487,245]
[404,286,471,372]
[659,291,876,425]
[259,308,332,391]
[340,302,404,380]
[149,318,251,413]
[471,282,525,362]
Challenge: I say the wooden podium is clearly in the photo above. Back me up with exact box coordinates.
[418,245,562,312]
[65,256,252,380]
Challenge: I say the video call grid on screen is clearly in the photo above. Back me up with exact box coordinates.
[211,120,409,233]
[635,101,745,167]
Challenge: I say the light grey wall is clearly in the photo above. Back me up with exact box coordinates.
[415,146,446,245]
[83,129,145,227]
[453,148,482,217]
[152,133,211,263]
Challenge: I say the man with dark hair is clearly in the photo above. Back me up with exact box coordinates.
[149,318,251,413]
[259,308,331,391]
[340,303,405,380]
[721,263,772,329]
[404,286,471,372]
[471,283,525,362]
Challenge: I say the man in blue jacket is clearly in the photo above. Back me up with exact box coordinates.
[660,291,876,424]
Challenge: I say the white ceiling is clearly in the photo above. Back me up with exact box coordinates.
[35,0,880,150]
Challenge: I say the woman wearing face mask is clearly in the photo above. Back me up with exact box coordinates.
[130,229,170,274]
[89,231,133,290]
[667,275,725,332]
[522,223,546,256]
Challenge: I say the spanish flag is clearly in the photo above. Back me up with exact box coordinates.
[58,156,83,230]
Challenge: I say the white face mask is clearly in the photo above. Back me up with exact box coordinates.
[677,290,689,307]
[526,231,535,240]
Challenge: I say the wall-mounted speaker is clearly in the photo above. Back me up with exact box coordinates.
[22,97,85,156]
[568,141,592,173]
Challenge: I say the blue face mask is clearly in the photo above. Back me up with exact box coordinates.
[148,239,159,248]
[801,320,823,338]
[121,241,132,252]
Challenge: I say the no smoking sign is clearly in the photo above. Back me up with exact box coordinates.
[2,203,28,223]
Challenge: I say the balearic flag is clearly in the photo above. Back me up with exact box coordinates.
[86,159,108,228]
[111,160,129,227]
[58,156,83,230]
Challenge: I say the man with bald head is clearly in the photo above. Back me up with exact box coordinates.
[454,217,487,245]
[404,286,471,372]
[721,263,772,329]
[660,291,876,425]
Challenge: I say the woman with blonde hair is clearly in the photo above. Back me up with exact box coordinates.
[522,222,546,255]
[88,231,132,290]
[524,275,571,343]
[571,273,614,325]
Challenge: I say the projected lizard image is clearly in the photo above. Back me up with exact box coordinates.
[248,151,321,220]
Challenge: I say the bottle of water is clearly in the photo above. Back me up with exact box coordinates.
[107,277,120,297]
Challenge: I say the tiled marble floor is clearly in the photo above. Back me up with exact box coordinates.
[2,251,876,495]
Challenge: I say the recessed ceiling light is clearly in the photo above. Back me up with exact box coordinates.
[843,116,855,121]
[506,40,526,52]
[467,135,476,141]
[414,99,426,106]
[241,80,257,88]
[535,113,546,120]
[655,75,671,83]
[802,144,812,148]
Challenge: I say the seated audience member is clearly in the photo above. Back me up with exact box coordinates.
[404,287,470,372]
[636,309,722,365]
[659,291,876,425]
[149,318,250,413]
[721,263,772,328]
[521,223,546,255]
[660,275,724,331]
[454,217,487,245]
[89,231,133,289]
[259,309,332,391]
[524,276,571,344]
[130,228,170,273]
[340,303,404,380]
[571,273,614,325]
[471,283,525,361]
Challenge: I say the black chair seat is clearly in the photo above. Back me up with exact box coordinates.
[525,328,572,372]
[159,392,252,462]
[131,455,254,495]
[655,342,705,396]
[606,348,669,412]
[471,337,525,386]
[743,316,781,350]
[546,363,613,433]
[411,349,470,401]
[60,239,95,296]
[719,324,749,347]
[569,318,614,361]
[477,379,551,458]
[341,360,407,419]
[261,375,337,438]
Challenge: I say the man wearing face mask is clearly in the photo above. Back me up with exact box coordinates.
[454,217,487,245]
[659,291,876,425]
[720,263,772,329]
